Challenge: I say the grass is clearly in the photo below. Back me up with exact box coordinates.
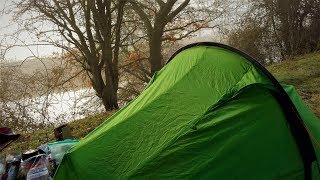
[268,52,320,117]
[2,111,115,155]
[3,51,320,155]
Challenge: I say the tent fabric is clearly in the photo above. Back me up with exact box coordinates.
[54,44,320,179]
[283,85,320,166]
[48,139,79,164]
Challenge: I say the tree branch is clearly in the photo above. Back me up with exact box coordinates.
[129,1,153,35]
[167,0,190,22]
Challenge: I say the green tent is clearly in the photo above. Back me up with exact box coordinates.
[54,42,320,179]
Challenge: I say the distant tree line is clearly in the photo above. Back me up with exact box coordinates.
[228,0,320,64]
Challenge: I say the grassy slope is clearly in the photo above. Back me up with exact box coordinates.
[2,111,115,155]
[268,52,320,117]
[3,52,320,155]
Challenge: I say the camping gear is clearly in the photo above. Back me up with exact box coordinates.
[20,154,51,180]
[0,154,22,180]
[47,140,79,166]
[38,144,51,155]
[22,149,46,162]
[54,125,72,141]
[0,127,20,152]
[54,42,320,179]
[5,154,21,180]
[19,146,57,179]
[0,159,5,180]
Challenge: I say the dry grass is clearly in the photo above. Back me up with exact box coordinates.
[268,52,320,117]
[1,111,115,155]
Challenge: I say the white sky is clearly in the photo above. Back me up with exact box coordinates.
[0,1,61,61]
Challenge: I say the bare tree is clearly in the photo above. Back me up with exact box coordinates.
[0,54,106,131]
[129,0,227,75]
[0,59,55,131]
[229,0,320,62]
[14,0,128,111]
[5,0,233,113]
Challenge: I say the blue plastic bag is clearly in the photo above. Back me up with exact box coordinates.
[47,140,79,164]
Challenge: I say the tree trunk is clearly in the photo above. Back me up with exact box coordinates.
[102,42,119,111]
[101,82,119,111]
[91,65,119,111]
[149,30,163,75]
[90,67,119,111]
